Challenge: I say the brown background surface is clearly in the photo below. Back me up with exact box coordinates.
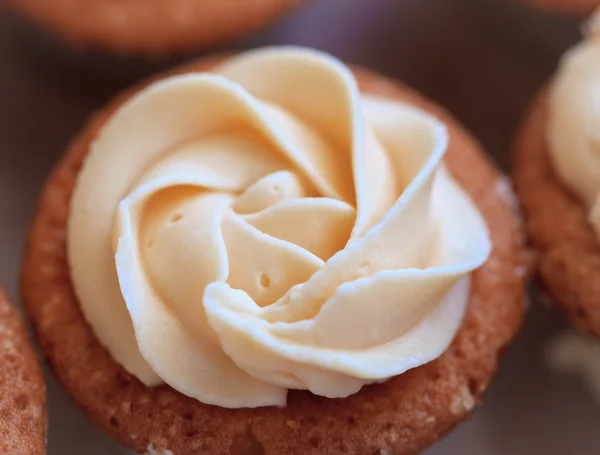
[0,0,596,453]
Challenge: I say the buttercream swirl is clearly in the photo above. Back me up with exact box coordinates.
[549,10,600,238]
[68,47,490,408]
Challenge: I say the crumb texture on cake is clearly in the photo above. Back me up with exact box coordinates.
[0,288,47,455]
[21,58,527,455]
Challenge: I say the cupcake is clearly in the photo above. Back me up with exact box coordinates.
[4,0,304,56]
[513,10,600,340]
[0,287,47,455]
[22,47,526,454]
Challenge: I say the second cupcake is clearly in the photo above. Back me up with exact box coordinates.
[513,10,600,339]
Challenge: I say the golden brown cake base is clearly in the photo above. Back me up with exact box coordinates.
[0,288,47,455]
[513,92,600,340]
[5,0,303,56]
[21,57,527,455]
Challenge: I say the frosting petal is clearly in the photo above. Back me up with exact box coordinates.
[241,198,355,261]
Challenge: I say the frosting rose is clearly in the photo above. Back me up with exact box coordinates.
[549,11,600,238]
[68,47,491,408]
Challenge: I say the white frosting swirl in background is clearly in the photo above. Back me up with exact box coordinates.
[549,10,600,237]
[68,47,490,408]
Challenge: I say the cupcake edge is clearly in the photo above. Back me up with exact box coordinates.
[0,287,47,455]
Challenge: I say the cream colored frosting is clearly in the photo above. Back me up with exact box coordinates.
[68,47,491,408]
[548,12,600,237]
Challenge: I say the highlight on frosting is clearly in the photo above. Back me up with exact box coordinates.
[548,9,600,238]
[68,46,491,408]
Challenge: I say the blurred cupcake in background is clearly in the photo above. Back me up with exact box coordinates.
[0,0,307,84]
[3,0,305,56]
[513,7,600,399]
[0,287,46,455]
